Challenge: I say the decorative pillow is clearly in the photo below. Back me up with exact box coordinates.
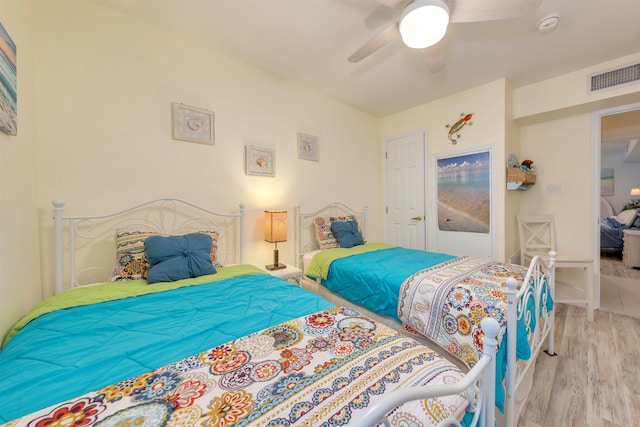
[110,228,221,282]
[313,215,358,249]
[144,233,216,284]
[199,229,220,265]
[110,229,158,281]
[330,220,365,248]
[609,208,640,228]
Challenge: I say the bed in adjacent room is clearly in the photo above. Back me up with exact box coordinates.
[0,198,501,427]
[600,197,640,251]
[295,202,556,427]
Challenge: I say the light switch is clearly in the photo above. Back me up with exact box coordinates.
[546,184,561,195]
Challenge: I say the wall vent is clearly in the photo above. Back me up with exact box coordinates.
[589,62,640,94]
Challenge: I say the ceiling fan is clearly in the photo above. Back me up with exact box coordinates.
[348,0,542,66]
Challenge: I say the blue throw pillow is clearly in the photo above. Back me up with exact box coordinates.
[144,233,216,284]
[330,220,364,248]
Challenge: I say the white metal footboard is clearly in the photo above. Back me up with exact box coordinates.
[353,317,500,427]
[504,251,556,427]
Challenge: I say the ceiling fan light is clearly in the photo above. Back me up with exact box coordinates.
[399,0,450,49]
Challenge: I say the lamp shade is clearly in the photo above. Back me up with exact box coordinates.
[264,210,287,243]
[631,186,640,197]
[399,0,450,49]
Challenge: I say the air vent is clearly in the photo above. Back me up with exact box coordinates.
[589,62,640,93]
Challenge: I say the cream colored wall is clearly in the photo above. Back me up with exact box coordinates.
[380,79,509,261]
[31,1,381,297]
[0,0,41,340]
[514,53,640,260]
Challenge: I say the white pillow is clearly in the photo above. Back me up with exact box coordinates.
[611,209,638,227]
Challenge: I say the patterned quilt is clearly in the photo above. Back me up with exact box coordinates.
[2,308,474,427]
[398,257,533,367]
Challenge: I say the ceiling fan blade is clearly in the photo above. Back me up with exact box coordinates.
[449,0,542,23]
[348,22,399,63]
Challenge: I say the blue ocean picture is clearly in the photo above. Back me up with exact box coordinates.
[0,22,16,135]
[437,151,490,233]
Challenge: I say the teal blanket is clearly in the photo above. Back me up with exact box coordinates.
[0,266,333,423]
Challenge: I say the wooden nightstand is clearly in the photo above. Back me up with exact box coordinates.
[623,229,640,268]
[264,264,303,286]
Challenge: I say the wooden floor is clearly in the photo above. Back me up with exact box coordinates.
[518,304,640,427]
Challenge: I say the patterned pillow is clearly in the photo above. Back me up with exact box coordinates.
[313,215,357,249]
[199,230,220,266]
[110,229,221,282]
[110,229,158,281]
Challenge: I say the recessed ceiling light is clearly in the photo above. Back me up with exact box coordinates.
[537,15,559,33]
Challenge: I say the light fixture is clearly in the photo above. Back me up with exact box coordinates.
[399,0,450,49]
[631,186,640,197]
[264,210,287,270]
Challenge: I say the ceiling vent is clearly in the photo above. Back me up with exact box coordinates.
[589,62,640,94]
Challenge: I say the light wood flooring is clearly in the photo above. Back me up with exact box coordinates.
[600,255,640,318]
[518,256,640,426]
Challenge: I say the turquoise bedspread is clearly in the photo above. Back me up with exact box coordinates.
[0,266,333,423]
[307,245,456,321]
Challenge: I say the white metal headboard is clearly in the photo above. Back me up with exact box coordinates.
[53,198,245,293]
[294,202,368,269]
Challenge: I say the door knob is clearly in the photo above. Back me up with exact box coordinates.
[411,216,423,221]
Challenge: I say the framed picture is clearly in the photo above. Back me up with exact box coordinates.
[297,132,319,161]
[601,168,614,196]
[172,103,214,145]
[436,149,491,234]
[0,22,17,136]
[245,145,275,177]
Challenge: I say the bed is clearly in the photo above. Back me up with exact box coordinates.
[0,198,501,427]
[600,197,640,250]
[295,202,556,427]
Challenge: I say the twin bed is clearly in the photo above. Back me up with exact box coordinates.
[295,202,556,427]
[0,199,504,427]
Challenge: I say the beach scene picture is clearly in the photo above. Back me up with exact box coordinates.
[0,22,16,135]
[600,168,614,196]
[437,150,490,233]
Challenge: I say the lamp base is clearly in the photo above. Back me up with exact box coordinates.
[266,263,286,271]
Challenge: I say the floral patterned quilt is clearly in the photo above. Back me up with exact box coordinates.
[398,257,534,367]
[2,308,475,427]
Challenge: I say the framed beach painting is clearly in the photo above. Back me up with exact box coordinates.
[436,150,490,234]
[245,145,275,177]
[0,22,17,136]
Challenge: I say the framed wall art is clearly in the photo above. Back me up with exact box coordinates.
[245,145,275,177]
[171,102,214,145]
[297,132,319,161]
[0,22,17,136]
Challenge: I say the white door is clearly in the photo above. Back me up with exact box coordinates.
[384,131,426,250]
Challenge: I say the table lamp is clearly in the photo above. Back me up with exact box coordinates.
[264,210,287,270]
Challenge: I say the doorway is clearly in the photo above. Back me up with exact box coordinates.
[592,102,640,314]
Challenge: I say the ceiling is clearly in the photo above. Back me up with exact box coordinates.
[97,0,640,118]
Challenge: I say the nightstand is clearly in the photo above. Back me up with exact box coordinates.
[623,229,640,268]
[264,264,303,286]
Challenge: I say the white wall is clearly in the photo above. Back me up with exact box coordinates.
[0,0,41,341]
[380,79,509,261]
[31,1,381,297]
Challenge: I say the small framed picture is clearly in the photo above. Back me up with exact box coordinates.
[245,145,275,177]
[172,103,214,145]
[297,132,319,161]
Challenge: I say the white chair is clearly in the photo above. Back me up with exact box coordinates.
[517,215,594,321]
